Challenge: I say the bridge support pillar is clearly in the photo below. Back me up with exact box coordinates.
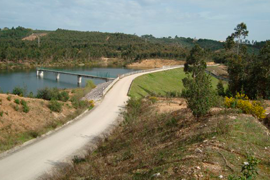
[39,71,44,78]
[77,76,82,84]
[56,73,60,81]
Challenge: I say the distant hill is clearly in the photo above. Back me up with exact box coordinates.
[0,26,267,66]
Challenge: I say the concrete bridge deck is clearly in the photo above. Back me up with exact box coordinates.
[36,68,115,84]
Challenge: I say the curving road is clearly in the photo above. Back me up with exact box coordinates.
[0,66,182,180]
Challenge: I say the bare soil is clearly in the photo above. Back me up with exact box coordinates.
[0,94,76,152]
[22,33,47,41]
[127,59,185,68]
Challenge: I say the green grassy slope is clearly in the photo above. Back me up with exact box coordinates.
[128,68,220,99]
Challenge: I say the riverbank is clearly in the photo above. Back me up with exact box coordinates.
[0,58,126,70]
[0,83,98,153]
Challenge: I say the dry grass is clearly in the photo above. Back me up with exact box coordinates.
[43,98,270,180]
[0,89,90,153]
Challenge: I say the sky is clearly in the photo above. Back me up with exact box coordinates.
[0,0,269,41]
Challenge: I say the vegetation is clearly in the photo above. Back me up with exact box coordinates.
[0,26,266,69]
[224,93,266,119]
[48,100,62,112]
[43,98,270,180]
[12,87,24,96]
[222,23,270,100]
[128,68,220,99]
[36,87,69,102]
[182,44,215,118]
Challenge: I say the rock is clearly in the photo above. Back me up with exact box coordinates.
[195,148,203,153]
[152,172,161,177]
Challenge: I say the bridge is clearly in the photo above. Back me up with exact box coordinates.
[36,68,115,84]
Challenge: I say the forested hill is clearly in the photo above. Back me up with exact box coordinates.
[0,26,266,65]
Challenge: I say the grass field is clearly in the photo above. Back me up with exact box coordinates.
[128,68,222,99]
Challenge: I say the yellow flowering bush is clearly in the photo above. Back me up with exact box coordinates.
[224,93,266,119]
[89,100,95,109]
[148,96,158,104]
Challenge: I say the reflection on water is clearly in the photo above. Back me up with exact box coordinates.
[0,67,138,95]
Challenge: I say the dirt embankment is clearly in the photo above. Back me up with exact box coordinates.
[0,94,76,152]
[22,33,47,41]
[127,59,185,69]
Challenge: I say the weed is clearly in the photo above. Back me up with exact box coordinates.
[14,105,19,111]
[48,100,62,112]
[72,156,86,164]
[14,99,20,104]
[28,130,39,138]
[12,87,24,96]
[7,96,11,101]
[229,156,259,180]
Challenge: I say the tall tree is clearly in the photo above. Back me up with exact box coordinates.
[233,22,249,55]
[182,45,213,119]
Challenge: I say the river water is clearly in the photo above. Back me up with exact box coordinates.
[0,67,138,95]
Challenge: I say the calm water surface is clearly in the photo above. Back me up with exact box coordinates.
[0,67,138,95]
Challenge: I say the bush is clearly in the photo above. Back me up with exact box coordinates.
[59,91,69,102]
[14,105,19,111]
[0,111,3,117]
[224,93,266,119]
[7,95,11,101]
[86,80,96,89]
[148,96,158,104]
[217,80,225,96]
[20,99,26,106]
[14,99,20,104]
[70,97,89,109]
[182,75,214,118]
[36,87,52,100]
[12,87,24,96]
[36,87,69,102]
[48,100,62,112]
[89,100,95,110]
[28,92,34,98]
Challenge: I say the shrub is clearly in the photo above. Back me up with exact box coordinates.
[229,156,259,180]
[14,105,19,111]
[7,95,11,101]
[224,93,266,119]
[20,99,26,106]
[217,80,225,96]
[48,100,62,112]
[59,91,69,102]
[86,80,96,89]
[12,87,24,96]
[182,75,214,119]
[0,111,3,117]
[89,100,95,110]
[36,87,52,100]
[148,96,158,104]
[36,87,69,102]
[28,92,34,98]
[14,99,20,104]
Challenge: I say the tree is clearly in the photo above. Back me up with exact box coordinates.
[182,45,213,119]
[224,34,235,51]
[184,44,207,78]
[233,22,249,55]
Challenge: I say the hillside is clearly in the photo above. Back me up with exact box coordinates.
[44,97,270,180]
[0,26,266,69]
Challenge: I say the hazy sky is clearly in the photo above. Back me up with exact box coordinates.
[0,0,269,41]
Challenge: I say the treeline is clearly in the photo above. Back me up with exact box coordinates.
[0,27,188,64]
[0,26,267,65]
